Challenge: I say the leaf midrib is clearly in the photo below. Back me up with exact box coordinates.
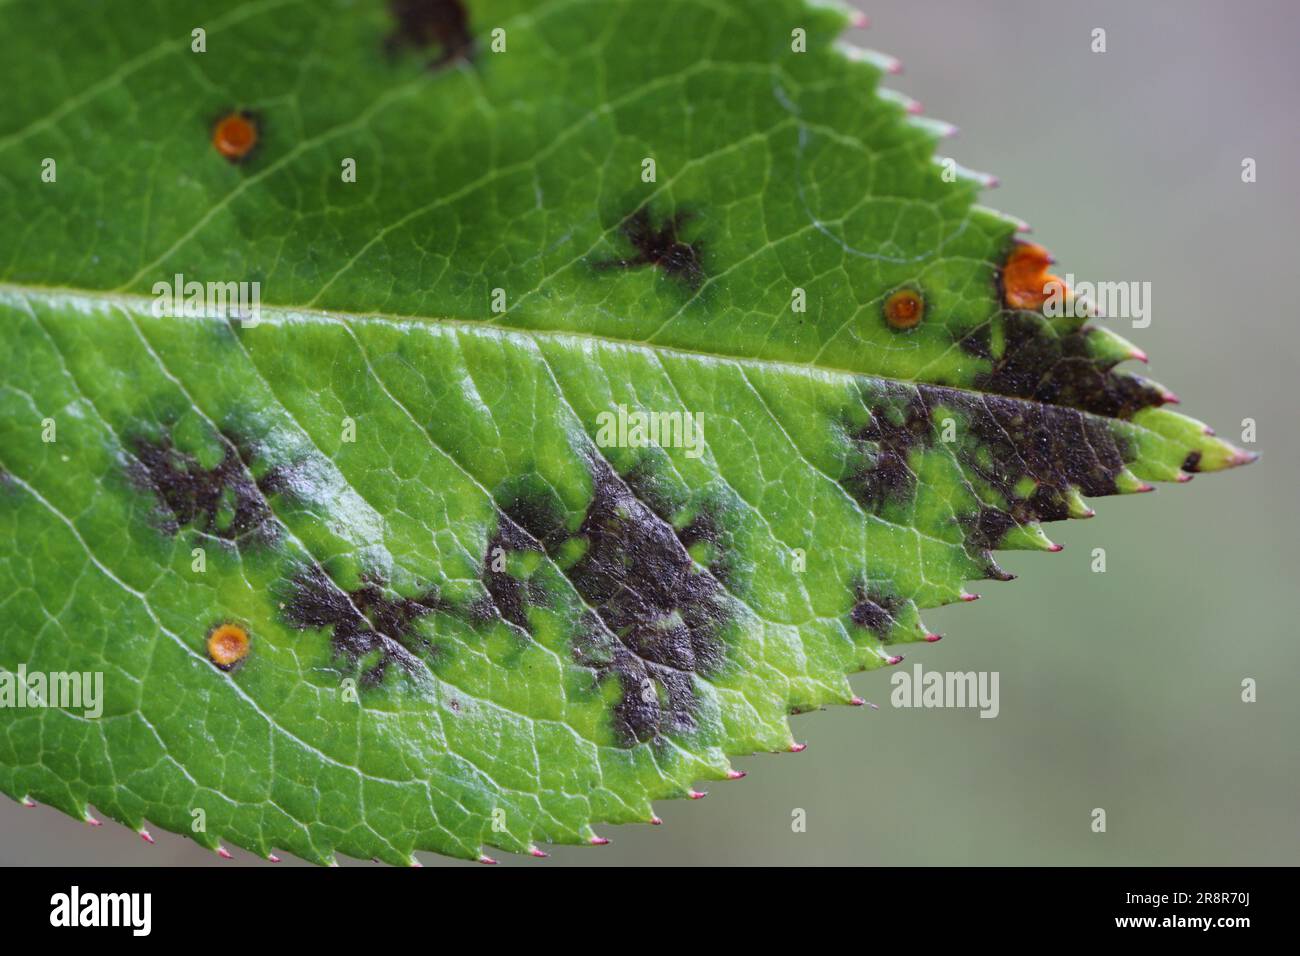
[1,278,1035,400]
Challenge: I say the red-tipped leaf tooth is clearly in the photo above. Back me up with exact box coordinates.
[924,633,943,643]
[1175,471,1194,483]
[649,815,663,826]
[478,854,499,865]
[887,654,904,665]
[726,769,747,780]
[1229,448,1259,466]
[529,847,549,859]
[217,846,233,860]
[21,797,35,807]
[1130,346,1149,363]
[1014,217,1032,233]
[1203,424,1216,435]
[980,172,1001,189]
[910,116,958,139]
[139,829,154,844]
[408,856,424,868]
[1047,542,1064,553]
[85,814,101,827]
[960,591,981,602]
[590,835,611,846]
[688,789,708,799]
[1159,387,1181,405]
[835,41,900,75]
[789,742,808,753]
[267,854,281,863]
[1064,487,1095,519]
[850,695,867,706]
[849,10,869,28]
[1115,468,1155,494]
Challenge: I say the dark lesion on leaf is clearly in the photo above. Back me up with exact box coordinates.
[941,386,1131,560]
[840,392,934,514]
[126,428,288,546]
[621,457,737,586]
[282,562,447,685]
[977,311,1166,420]
[956,322,993,360]
[592,207,706,290]
[384,0,474,69]
[503,453,731,748]
[466,519,549,636]
[836,380,1136,569]
[850,581,903,641]
[956,506,1019,553]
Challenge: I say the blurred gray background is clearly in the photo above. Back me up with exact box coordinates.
[3,0,1297,866]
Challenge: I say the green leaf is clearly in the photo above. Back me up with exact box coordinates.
[0,0,1253,864]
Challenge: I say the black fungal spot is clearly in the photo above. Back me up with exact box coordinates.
[956,323,993,360]
[840,393,934,513]
[837,378,1135,569]
[127,430,284,545]
[956,506,1019,553]
[385,0,473,69]
[505,453,731,748]
[943,384,1131,559]
[467,522,548,636]
[850,582,903,641]
[594,208,705,289]
[283,563,447,685]
[1182,450,1202,474]
[621,459,736,586]
[976,312,1165,419]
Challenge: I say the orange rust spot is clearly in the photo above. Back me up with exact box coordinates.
[1001,241,1066,310]
[207,623,250,670]
[882,288,924,330]
[212,112,259,163]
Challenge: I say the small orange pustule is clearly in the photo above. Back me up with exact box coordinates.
[883,288,925,330]
[1001,241,1067,310]
[207,623,251,670]
[211,112,258,162]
